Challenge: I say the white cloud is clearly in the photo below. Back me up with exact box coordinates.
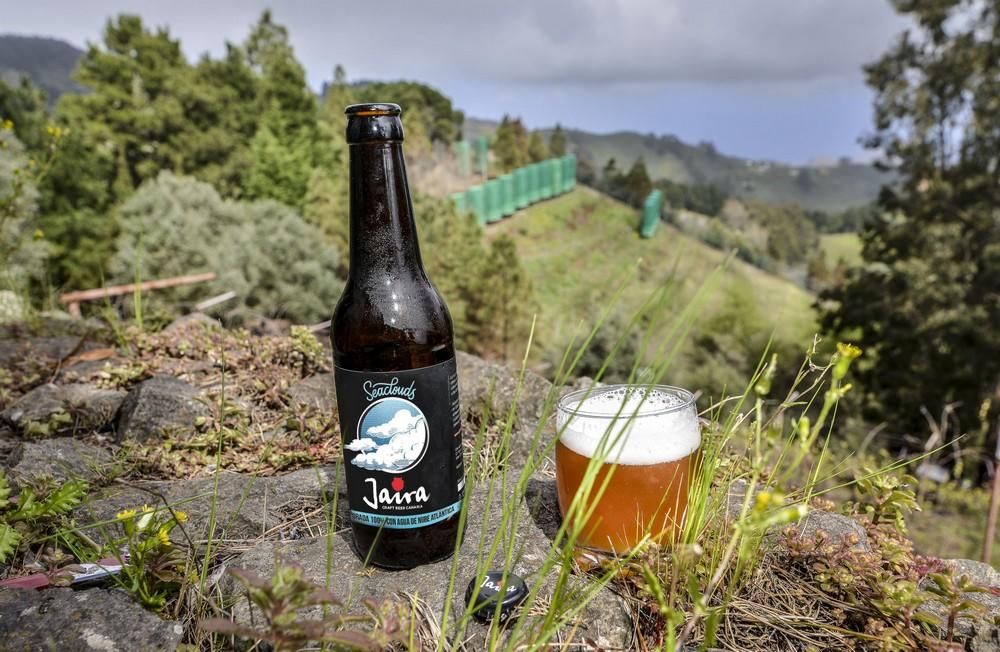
[345,437,377,452]
[351,425,427,472]
[7,0,907,87]
[367,409,424,440]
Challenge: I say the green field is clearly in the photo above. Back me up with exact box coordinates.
[820,232,863,267]
[489,187,817,384]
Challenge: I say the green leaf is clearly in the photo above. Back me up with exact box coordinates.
[703,607,722,647]
[38,479,87,517]
[0,522,21,563]
[8,487,39,521]
[0,471,10,508]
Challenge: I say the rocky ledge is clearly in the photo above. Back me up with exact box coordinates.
[0,317,998,651]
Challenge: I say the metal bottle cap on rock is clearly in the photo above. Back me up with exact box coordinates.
[465,571,529,624]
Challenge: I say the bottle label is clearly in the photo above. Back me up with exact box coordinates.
[334,358,464,529]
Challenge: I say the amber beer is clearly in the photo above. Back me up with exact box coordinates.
[555,386,700,554]
[332,103,465,569]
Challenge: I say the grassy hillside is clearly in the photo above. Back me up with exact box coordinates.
[489,187,817,391]
[466,117,888,213]
[0,34,84,104]
[820,232,863,267]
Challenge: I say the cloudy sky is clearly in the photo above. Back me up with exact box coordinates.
[6,0,908,164]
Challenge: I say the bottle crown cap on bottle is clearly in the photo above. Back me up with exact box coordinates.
[345,102,404,144]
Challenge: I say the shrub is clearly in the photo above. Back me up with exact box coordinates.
[111,172,343,324]
[0,130,48,296]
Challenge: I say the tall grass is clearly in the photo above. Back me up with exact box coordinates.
[60,256,899,651]
[415,257,882,650]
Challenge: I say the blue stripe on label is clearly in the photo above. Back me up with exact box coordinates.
[350,500,462,529]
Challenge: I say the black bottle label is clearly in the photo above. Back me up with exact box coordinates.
[334,358,464,529]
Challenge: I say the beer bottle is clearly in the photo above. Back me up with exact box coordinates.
[332,103,465,569]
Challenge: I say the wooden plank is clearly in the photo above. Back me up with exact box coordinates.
[308,319,331,333]
[59,272,217,305]
[195,291,237,311]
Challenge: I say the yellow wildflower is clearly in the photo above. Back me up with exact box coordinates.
[173,510,188,524]
[833,343,862,380]
[1,119,12,131]
[754,490,785,514]
[116,508,137,521]
[141,504,154,513]
[157,527,172,547]
[836,342,862,359]
[754,491,771,512]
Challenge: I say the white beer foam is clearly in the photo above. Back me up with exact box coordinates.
[557,387,700,466]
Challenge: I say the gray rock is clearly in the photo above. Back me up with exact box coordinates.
[0,587,184,651]
[943,558,1000,588]
[115,375,209,442]
[77,466,342,544]
[0,335,105,369]
[287,373,337,412]
[224,474,632,650]
[945,559,1000,651]
[1,383,125,434]
[4,438,112,487]
[524,476,562,541]
[723,480,870,552]
[457,351,552,425]
[0,315,106,340]
[244,316,291,337]
[561,376,603,395]
[456,351,556,466]
[795,509,871,552]
[918,559,1000,650]
[162,312,221,334]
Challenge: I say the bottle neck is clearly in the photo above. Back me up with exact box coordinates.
[348,142,423,279]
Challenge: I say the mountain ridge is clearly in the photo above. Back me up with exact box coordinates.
[0,33,886,212]
[464,117,887,212]
[0,34,84,104]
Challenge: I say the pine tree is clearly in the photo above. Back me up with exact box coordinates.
[303,166,350,276]
[622,157,652,207]
[56,15,190,200]
[0,77,48,152]
[179,44,260,197]
[411,194,488,346]
[549,123,567,157]
[245,122,315,209]
[467,235,535,361]
[528,131,549,162]
[821,0,1000,461]
[243,11,321,210]
[492,115,526,172]
[402,104,433,156]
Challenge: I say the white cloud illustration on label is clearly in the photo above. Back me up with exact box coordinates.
[347,397,429,473]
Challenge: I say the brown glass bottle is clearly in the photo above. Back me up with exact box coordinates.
[331,103,465,569]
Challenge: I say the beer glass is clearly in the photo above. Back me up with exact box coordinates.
[555,385,700,554]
